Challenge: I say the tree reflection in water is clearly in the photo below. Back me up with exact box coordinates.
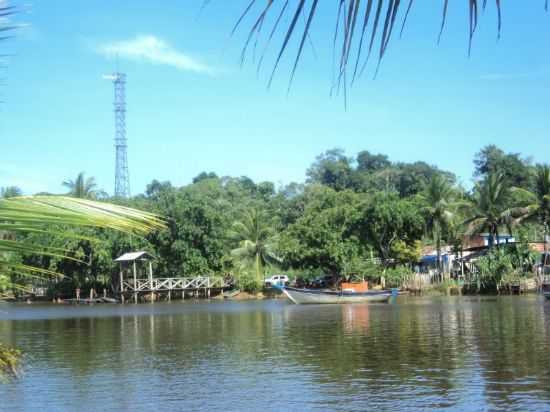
[1,298,550,411]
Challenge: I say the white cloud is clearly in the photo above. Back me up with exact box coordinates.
[97,35,212,74]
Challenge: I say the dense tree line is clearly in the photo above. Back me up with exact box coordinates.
[2,145,549,294]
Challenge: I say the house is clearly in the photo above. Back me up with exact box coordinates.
[463,233,515,249]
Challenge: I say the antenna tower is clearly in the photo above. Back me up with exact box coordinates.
[104,72,130,198]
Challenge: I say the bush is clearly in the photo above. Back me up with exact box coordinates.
[474,243,537,292]
[233,268,263,293]
[383,265,413,288]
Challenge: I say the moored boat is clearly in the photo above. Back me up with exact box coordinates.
[281,286,394,304]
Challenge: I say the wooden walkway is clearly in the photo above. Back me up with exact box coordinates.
[120,276,231,303]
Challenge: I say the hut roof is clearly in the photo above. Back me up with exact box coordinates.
[114,251,154,262]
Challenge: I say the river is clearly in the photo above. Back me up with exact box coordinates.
[1,296,550,412]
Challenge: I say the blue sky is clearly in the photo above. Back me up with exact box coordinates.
[1,1,549,195]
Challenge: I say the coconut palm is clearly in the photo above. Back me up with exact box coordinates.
[0,195,165,378]
[418,175,460,276]
[464,172,520,248]
[511,165,550,266]
[228,208,280,287]
[62,172,105,199]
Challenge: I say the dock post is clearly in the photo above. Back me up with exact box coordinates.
[149,261,154,303]
[119,266,123,302]
[133,261,138,304]
[168,290,171,301]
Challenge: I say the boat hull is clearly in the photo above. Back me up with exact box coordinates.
[281,287,393,304]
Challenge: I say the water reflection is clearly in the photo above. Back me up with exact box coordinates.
[0,298,549,411]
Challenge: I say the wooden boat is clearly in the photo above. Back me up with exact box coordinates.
[281,286,394,305]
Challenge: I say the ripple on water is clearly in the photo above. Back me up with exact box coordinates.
[1,297,550,411]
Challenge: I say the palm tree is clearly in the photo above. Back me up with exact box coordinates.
[418,175,459,276]
[62,172,105,199]
[512,165,550,266]
[0,195,165,378]
[464,172,520,248]
[228,208,280,288]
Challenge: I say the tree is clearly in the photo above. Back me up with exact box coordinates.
[278,186,363,274]
[192,171,218,184]
[0,186,22,198]
[474,145,532,189]
[395,162,455,198]
[145,180,173,199]
[358,192,424,263]
[62,172,105,199]
[512,165,550,266]
[145,182,228,277]
[356,151,390,173]
[464,173,520,248]
[418,175,460,275]
[306,149,353,191]
[228,208,280,289]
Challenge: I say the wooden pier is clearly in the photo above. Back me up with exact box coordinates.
[114,251,231,303]
[120,276,231,302]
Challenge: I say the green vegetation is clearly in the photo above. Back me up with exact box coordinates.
[0,195,165,379]
[418,175,462,275]
[2,144,547,299]
[229,208,281,291]
[474,237,538,292]
[62,171,106,199]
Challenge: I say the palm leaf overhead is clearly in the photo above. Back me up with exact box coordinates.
[0,195,165,378]
[232,1,547,91]
[0,196,165,279]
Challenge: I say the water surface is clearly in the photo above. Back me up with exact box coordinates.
[1,296,550,412]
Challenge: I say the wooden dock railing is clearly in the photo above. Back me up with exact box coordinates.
[120,276,231,302]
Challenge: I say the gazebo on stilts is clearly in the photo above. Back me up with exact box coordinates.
[115,251,155,303]
[114,251,232,304]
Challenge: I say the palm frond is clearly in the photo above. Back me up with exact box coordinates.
[0,196,164,235]
[232,1,547,92]
[0,196,165,284]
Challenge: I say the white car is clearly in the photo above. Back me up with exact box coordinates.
[264,275,289,287]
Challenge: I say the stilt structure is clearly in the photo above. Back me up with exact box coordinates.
[115,251,155,303]
[114,251,231,303]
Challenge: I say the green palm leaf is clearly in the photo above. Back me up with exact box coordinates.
[0,196,164,280]
[232,1,547,92]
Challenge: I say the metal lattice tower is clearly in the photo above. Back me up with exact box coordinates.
[104,72,130,198]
